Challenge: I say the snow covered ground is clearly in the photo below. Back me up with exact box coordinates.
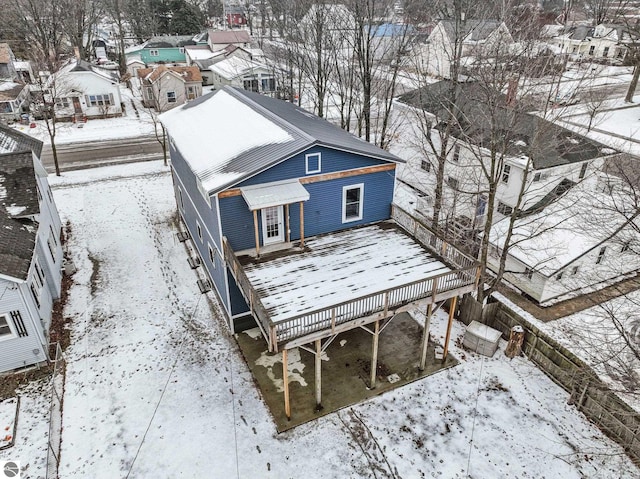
[25,162,635,478]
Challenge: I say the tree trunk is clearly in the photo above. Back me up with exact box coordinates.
[625,64,640,103]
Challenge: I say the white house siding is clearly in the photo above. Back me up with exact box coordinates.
[145,73,189,111]
[55,71,122,119]
[0,278,49,372]
[35,169,63,298]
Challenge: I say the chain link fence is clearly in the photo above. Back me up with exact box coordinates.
[46,343,65,479]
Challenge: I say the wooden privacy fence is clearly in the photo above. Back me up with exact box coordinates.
[467,296,640,466]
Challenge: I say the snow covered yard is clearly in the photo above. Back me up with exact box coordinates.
[47,163,637,478]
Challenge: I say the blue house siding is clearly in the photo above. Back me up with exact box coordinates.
[219,169,395,252]
[237,146,391,187]
[227,268,250,317]
[140,48,187,64]
[169,141,230,317]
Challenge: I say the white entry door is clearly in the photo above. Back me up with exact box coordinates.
[261,205,285,245]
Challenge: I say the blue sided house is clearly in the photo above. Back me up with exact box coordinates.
[160,87,478,412]
[0,125,63,373]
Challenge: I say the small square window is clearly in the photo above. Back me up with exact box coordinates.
[497,202,513,215]
[150,49,159,57]
[305,152,321,174]
[342,184,364,223]
[0,314,14,338]
[533,172,541,182]
[556,271,564,280]
[621,241,631,253]
[420,160,431,172]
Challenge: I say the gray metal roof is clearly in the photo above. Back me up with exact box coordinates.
[399,81,612,170]
[0,150,38,281]
[234,88,401,164]
[162,87,402,195]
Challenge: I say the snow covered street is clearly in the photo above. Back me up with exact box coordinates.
[35,162,638,478]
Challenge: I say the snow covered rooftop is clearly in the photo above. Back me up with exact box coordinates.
[160,86,401,194]
[208,56,269,79]
[489,176,638,276]
[241,223,450,324]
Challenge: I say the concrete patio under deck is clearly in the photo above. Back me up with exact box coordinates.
[235,312,458,432]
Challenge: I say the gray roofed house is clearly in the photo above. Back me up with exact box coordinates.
[0,125,63,373]
[146,35,197,49]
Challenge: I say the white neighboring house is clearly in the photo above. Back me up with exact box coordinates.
[393,81,617,230]
[48,59,122,121]
[186,44,254,86]
[206,29,252,52]
[543,23,631,61]
[208,57,276,94]
[0,125,63,373]
[488,173,640,304]
[416,19,513,79]
[137,65,203,111]
[0,43,29,122]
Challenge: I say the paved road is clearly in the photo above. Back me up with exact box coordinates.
[41,135,165,173]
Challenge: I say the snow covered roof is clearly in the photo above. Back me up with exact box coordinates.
[489,176,639,276]
[137,65,202,83]
[208,57,269,80]
[146,35,195,48]
[160,86,402,194]
[185,45,218,61]
[242,223,450,324]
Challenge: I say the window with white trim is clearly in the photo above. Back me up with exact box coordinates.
[497,201,513,215]
[167,91,177,103]
[30,259,45,309]
[446,176,459,189]
[149,49,159,56]
[420,160,431,172]
[342,184,364,223]
[501,164,511,184]
[178,187,185,210]
[47,225,58,261]
[87,94,113,107]
[0,314,14,339]
[305,152,321,174]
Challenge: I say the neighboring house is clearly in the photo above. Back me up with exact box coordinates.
[544,23,631,60]
[137,65,202,111]
[48,60,122,121]
[488,173,640,303]
[126,58,146,79]
[225,5,247,28]
[369,23,416,61]
[207,30,252,52]
[0,43,29,122]
[185,44,254,85]
[131,35,196,65]
[0,125,63,373]
[208,57,276,93]
[394,81,617,230]
[416,19,514,78]
[159,86,478,386]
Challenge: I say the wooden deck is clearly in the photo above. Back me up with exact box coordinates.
[224,205,479,352]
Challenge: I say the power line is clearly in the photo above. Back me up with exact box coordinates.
[125,293,203,479]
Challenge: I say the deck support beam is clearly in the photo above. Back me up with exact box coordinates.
[283,348,290,419]
[253,210,260,257]
[419,303,434,371]
[299,201,305,248]
[442,296,458,361]
[315,339,322,409]
[370,320,380,389]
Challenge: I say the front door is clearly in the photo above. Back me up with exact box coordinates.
[72,97,82,114]
[261,205,284,245]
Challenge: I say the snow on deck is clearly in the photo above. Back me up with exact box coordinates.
[242,223,450,324]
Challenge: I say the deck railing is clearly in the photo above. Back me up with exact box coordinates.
[391,203,478,271]
[223,209,480,351]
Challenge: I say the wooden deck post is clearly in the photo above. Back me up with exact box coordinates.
[299,201,305,248]
[283,348,291,420]
[253,210,260,257]
[442,296,458,361]
[419,303,434,371]
[370,320,380,389]
[315,339,322,409]
[285,204,290,243]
